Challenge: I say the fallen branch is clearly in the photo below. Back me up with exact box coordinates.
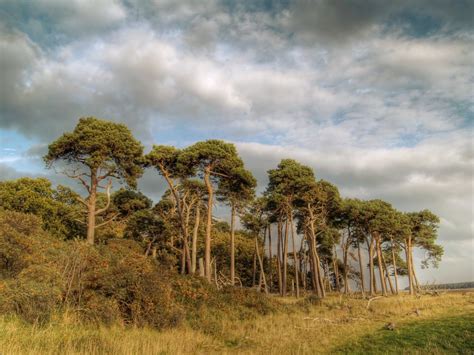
[366,296,383,309]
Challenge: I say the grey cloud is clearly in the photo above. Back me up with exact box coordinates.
[285,0,474,46]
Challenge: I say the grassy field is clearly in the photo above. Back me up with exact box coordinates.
[1,292,473,354]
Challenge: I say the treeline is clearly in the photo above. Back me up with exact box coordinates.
[415,282,474,290]
[1,117,443,300]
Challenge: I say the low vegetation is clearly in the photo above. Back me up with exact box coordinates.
[1,292,472,354]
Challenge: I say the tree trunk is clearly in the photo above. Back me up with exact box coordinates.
[391,238,399,294]
[357,240,366,297]
[86,173,97,245]
[368,238,375,295]
[325,261,332,292]
[405,237,414,295]
[191,206,200,274]
[333,245,340,292]
[277,220,283,295]
[180,242,186,274]
[282,218,289,296]
[410,250,420,292]
[308,228,323,297]
[300,235,307,291]
[342,231,350,294]
[204,169,213,282]
[199,257,205,277]
[230,203,236,286]
[268,224,273,293]
[314,247,326,297]
[255,236,268,294]
[307,231,318,294]
[145,236,157,256]
[375,235,387,296]
[380,246,395,294]
[162,171,192,273]
[252,251,257,287]
[289,213,300,298]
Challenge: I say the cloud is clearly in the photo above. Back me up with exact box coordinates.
[236,130,473,244]
[285,0,474,46]
[0,0,127,45]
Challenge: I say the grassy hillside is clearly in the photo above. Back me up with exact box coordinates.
[1,292,472,354]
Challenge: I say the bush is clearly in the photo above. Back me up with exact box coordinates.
[0,210,276,331]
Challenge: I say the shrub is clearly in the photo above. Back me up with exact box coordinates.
[0,210,276,332]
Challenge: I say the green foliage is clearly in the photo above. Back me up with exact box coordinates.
[145,145,186,178]
[407,210,443,268]
[211,229,257,286]
[267,159,315,200]
[217,166,257,208]
[44,117,144,188]
[0,178,83,239]
[124,210,167,257]
[112,188,152,218]
[178,140,243,181]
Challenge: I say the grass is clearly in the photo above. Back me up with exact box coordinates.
[1,292,473,354]
[334,313,474,354]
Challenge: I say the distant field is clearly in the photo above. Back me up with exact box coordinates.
[1,292,473,354]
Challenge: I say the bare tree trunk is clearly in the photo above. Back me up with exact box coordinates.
[333,245,340,292]
[230,204,236,286]
[314,248,326,297]
[405,237,414,295]
[277,220,283,295]
[375,235,387,296]
[180,242,186,274]
[268,224,273,293]
[204,169,213,282]
[325,261,333,292]
[410,250,420,292]
[391,238,399,294]
[342,231,350,294]
[290,213,300,298]
[255,236,268,294]
[380,247,395,294]
[307,216,323,298]
[357,240,366,297]
[145,236,157,256]
[213,258,218,287]
[282,218,289,296]
[162,172,192,273]
[191,206,200,274]
[86,173,97,245]
[368,238,375,295]
[199,257,205,277]
[252,251,257,287]
[306,231,318,294]
[300,235,307,291]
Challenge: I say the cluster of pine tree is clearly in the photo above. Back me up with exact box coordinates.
[2,117,443,299]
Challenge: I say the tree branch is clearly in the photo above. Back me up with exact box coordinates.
[58,167,91,193]
[73,218,87,225]
[95,213,119,229]
[75,195,88,207]
[95,179,112,215]
[209,170,230,178]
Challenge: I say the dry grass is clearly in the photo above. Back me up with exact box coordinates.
[1,292,473,354]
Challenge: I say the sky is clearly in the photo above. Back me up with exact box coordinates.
[0,0,473,284]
